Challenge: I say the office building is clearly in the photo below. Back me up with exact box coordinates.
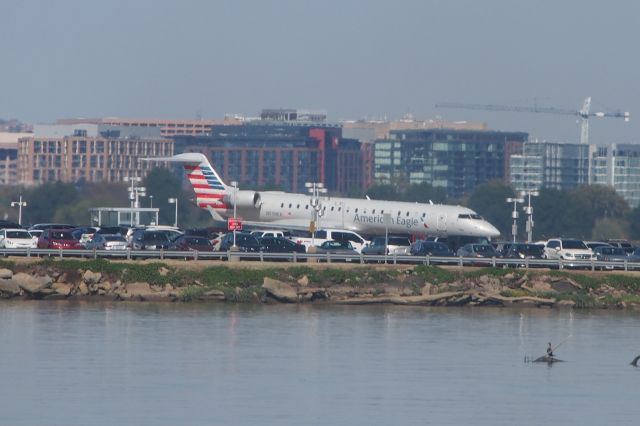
[18,124,172,186]
[374,129,527,199]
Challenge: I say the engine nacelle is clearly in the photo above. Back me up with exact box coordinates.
[223,190,262,209]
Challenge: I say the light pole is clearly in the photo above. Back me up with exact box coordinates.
[10,195,27,226]
[521,190,539,243]
[506,197,524,243]
[149,195,153,208]
[305,181,327,247]
[124,176,142,226]
[168,198,178,227]
[231,181,238,248]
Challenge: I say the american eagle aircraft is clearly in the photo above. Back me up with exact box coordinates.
[145,153,500,239]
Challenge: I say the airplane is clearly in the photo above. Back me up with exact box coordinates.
[144,153,500,240]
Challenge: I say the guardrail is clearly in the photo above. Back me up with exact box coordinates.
[1,248,640,271]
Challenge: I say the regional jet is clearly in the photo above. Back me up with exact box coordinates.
[144,153,500,240]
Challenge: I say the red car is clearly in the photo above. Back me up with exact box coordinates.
[37,229,84,249]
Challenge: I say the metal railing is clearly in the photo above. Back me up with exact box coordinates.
[1,248,639,271]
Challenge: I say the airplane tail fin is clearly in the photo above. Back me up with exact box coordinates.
[143,153,230,211]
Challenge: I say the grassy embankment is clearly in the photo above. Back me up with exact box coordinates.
[2,257,640,307]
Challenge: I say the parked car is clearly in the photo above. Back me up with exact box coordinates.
[606,239,635,255]
[290,229,369,253]
[219,232,262,252]
[259,236,306,254]
[584,241,612,250]
[129,229,171,250]
[456,243,499,258]
[37,229,84,249]
[410,240,455,257]
[0,220,23,230]
[543,239,593,265]
[502,243,545,260]
[362,236,412,256]
[168,235,215,252]
[251,230,291,239]
[85,234,128,251]
[71,227,99,246]
[592,246,630,270]
[315,240,359,261]
[0,228,37,249]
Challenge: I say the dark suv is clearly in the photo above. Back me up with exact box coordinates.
[219,233,261,252]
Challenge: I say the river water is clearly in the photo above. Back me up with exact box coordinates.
[1,301,639,426]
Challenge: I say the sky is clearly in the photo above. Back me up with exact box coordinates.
[1,0,639,144]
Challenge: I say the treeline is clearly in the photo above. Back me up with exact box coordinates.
[366,180,636,241]
[2,170,638,241]
[0,169,210,228]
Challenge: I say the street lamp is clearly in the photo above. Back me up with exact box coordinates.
[124,176,142,226]
[168,198,178,227]
[520,190,539,243]
[149,195,153,208]
[506,197,525,243]
[10,195,27,225]
[231,181,238,248]
[305,181,327,247]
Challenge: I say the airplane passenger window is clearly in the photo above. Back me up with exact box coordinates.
[372,209,375,214]
[331,207,334,211]
[406,211,410,217]
[280,203,284,208]
[305,205,309,210]
[296,204,300,208]
[288,203,292,208]
[355,208,358,213]
[422,213,426,218]
[338,207,341,211]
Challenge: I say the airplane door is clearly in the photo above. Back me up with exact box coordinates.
[437,214,447,235]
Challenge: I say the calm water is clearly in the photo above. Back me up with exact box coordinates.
[1,301,639,426]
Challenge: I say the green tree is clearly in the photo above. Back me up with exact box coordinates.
[467,181,515,237]
[24,182,79,225]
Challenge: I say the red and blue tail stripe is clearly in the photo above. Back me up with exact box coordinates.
[183,163,230,210]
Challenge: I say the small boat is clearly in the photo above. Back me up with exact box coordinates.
[533,355,564,363]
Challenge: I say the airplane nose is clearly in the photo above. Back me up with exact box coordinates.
[478,221,500,238]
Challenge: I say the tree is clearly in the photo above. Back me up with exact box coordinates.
[25,182,79,224]
[467,181,515,237]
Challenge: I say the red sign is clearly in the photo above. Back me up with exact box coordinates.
[227,218,243,231]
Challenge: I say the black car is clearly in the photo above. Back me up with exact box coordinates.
[410,240,455,257]
[219,232,262,252]
[130,229,171,250]
[502,243,545,259]
[259,236,306,253]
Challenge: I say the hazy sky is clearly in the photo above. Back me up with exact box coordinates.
[1,0,638,143]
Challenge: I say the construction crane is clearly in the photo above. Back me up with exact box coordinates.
[435,97,630,145]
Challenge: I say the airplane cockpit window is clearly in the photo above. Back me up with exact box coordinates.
[458,214,471,219]
[470,214,483,220]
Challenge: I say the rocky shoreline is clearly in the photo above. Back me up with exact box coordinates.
[1,258,640,309]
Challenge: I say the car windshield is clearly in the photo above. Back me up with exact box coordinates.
[562,240,587,249]
[50,231,74,240]
[143,232,169,242]
[473,244,495,254]
[600,247,626,255]
[6,231,31,239]
[387,237,411,246]
[187,237,211,245]
[515,244,544,255]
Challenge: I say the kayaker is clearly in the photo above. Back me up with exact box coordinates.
[547,342,554,357]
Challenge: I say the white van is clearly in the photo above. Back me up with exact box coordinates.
[289,229,369,253]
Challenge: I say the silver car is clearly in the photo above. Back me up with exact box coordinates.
[85,234,128,250]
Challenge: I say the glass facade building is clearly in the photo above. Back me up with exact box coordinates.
[590,144,640,208]
[510,142,590,192]
[374,129,527,199]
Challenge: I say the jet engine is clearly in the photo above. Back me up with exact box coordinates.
[224,190,262,209]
